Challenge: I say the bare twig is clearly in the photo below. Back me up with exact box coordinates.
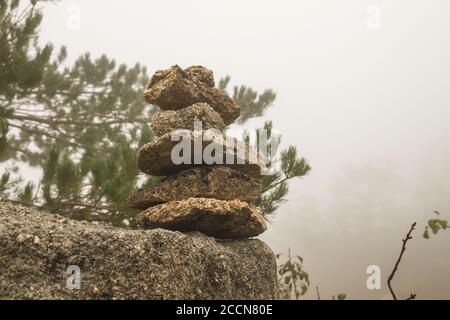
[316,286,321,300]
[387,222,417,300]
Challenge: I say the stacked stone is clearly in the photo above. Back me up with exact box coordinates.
[128,65,267,239]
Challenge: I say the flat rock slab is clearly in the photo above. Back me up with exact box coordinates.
[137,131,264,178]
[137,198,267,239]
[145,65,240,125]
[151,102,225,136]
[128,166,261,209]
[0,201,277,299]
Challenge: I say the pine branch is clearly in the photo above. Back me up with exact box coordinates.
[8,122,82,148]
[268,177,289,191]
[9,113,153,126]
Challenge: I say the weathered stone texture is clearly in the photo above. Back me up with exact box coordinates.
[137,198,267,239]
[185,65,215,87]
[137,131,264,178]
[0,201,277,300]
[128,166,261,209]
[145,65,240,125]
[150,102,225,136]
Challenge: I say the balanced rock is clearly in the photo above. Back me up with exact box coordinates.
[137,131,264,178]
[128,166,261,209]
[132,65,270,241]
[145,65,240,125]
[136,198,267,239]
[150,102,225,136]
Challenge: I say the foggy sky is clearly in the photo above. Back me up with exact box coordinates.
[37,0,450,299]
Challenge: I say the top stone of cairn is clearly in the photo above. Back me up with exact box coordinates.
[144,65,240,125]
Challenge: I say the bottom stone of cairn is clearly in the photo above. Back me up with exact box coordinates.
[136,198,266,239]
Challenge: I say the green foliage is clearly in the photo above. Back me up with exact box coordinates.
[423,210,448,239]
[0,171,13,199]
[0,168,29,200]
[277,249,310,299]
[259,180,289,217]
[0,0,311,225]
[0,0,51,100]
[1,0,152,168]
[41,139,142,223]
[281,146,312,179]
[278,261,348,301]
[0,117,9,159]
[0,0,154,223]
[219,76,276,123]
[253,122,311,218]
[17,181,34,203]
[333,293,347,300]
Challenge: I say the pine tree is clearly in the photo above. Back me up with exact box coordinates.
[219,81,311,219]
[0,0,311,224]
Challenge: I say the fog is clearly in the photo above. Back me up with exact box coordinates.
[38,0,450,299]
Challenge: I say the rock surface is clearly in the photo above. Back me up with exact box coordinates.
[128,166,261,209]
[145,65,240,125]
[136,198,267,239]
[185,65,215,87]
[0,201,277,299]
[137,131,264,178]
[150,102,225,136]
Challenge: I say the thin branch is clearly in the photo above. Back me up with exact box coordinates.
[7,145,36,159]
[387,222,417,300]
[316,286,321,300]
[9,113,152,126]
[267,177,289,191]
[8,122,82,148]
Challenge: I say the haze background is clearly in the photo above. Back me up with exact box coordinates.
[35,0,450,299]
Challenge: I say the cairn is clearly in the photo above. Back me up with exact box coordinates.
[128,65,267,239]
